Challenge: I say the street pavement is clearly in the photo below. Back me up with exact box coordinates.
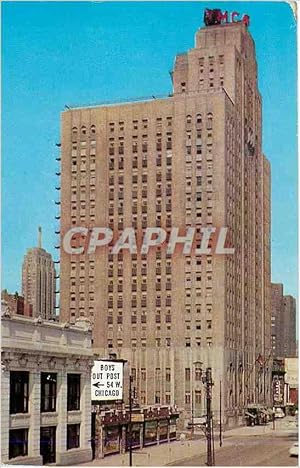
[80,417,298,467]
[170,434,298,466]
[169,417,298,467]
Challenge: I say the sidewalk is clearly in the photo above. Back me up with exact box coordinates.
[224,416,298,438]
[81,438,209,467]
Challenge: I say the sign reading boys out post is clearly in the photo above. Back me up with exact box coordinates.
[91,360,123,401]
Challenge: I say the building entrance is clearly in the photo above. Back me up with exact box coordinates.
[40,426,56,464]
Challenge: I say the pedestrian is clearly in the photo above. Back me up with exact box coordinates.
[180,433,186,445]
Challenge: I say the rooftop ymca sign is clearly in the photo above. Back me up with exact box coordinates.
[204,8,250,27]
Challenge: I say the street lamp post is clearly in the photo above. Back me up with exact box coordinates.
[219,380,222,447]
[128,374,133,467]
[203,367,214,467]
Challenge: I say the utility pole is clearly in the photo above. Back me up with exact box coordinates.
[191,386,194,438]
[219,380,222,447]
[205,367,214,466]
[128,375,133,467]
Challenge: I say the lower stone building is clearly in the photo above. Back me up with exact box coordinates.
[1,308,94,465]
[92,405,179,459]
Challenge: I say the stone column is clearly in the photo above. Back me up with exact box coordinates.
[80,370,92,459]
[56,367,67,463]
[30,368,42,461]
[121,425,126,454]
[1,369,10,462]
[95,413,104,459]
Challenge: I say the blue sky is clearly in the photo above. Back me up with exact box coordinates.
[2,1,298,299]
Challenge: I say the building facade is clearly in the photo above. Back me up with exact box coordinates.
[1,310,93,465]
[284,357,298,406]
[271,283,284,356]
[282,296,297,357]
[22,228,56,320]
[1,289,33,317]
[59,20,271,425]
[271,283,296,357]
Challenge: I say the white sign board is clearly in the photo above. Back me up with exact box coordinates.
[91,360,123,401]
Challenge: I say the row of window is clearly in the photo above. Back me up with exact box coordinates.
[107,336,213,349]
[10,372,80,415]
[8,424,80,460]
[109,141,173,155]
[108,117,172,133]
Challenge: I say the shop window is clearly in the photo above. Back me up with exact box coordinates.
[67,424,80,450]
[9,429,28,459]
[41,373,57,412]
[10,371,29,414]
[67,374,81,411]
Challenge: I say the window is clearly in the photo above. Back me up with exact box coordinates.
[185,368,191,381]
[195,367,202,381]
[10,371,29,414]
[207,337,212,347]
[185,392,191,404]
[9,429,28,459]
[67,374,81,411]
[195,390,202,404]
[41,373,57,412]
[166,368,171,382]
[67,424,80,450]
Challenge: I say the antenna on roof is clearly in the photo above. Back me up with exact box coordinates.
[38,226,42,249]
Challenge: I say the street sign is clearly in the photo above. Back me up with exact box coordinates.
[91,360,123,401]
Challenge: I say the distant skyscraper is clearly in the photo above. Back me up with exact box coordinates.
[22,227,56,319]
[282,295,297,357]
[271,283,296,357]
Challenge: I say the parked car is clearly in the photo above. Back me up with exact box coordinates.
[274,407,285,419]
[245,405,269,426]
[289,442,298,457]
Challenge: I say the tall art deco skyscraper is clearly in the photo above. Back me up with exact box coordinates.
[22,227,56,320]
[59,17,271,425]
